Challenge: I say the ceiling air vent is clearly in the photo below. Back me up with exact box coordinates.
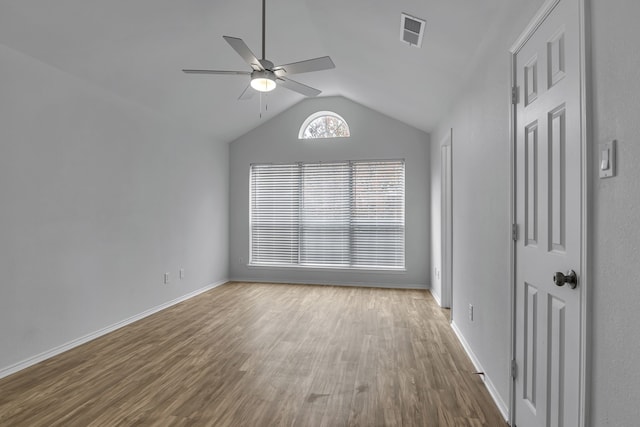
[400,13,426,47]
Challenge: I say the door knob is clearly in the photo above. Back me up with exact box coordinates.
[553,270,578,289]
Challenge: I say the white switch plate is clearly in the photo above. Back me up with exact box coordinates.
[600,140,616,178]
[179,268,185,279]
[164,273,170,284]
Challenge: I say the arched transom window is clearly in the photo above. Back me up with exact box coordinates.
[298,111,351,139]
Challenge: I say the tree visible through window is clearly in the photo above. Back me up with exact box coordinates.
[299,111,351,139]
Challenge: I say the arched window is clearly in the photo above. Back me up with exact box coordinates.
[298,111,351,139]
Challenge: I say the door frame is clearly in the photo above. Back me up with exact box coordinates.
[440,130,453,311]
[508,0,591,425]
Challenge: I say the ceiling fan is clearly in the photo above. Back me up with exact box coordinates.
[182,0,335,100]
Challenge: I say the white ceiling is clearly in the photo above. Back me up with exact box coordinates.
[0,0,530,143]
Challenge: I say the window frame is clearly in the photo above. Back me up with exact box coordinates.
[249,159,406,271]
[298,111,351,140]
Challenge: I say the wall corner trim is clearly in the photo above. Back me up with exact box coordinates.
[0,279,229,380]
[451,321,510,421]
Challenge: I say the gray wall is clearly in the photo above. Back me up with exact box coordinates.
[590,1,640,425]
[229,96,430,288]
[431,0,640,424]
[430,0,548,413]
[0,44,229,373]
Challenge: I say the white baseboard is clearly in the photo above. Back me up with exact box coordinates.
[450,321,510,421]
[0,279,228,380]
[229,277,428,290]
[431,289,442,306]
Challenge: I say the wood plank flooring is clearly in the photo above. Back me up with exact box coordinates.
[0,282,507,426]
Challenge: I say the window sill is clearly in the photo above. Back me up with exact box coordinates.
[246,263,407,274]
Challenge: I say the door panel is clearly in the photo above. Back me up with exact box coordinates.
[549,104,567,253]
[524,282,538,410]
[514,0,582,426]
[525,121,538,246]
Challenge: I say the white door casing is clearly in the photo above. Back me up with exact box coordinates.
[511,0,587,426]
[440,130,452,310]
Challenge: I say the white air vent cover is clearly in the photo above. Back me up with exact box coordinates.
[400,13,426,47]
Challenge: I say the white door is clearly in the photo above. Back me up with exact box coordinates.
[513,0,584,426]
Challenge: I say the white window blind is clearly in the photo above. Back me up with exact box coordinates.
[250,160,405,270]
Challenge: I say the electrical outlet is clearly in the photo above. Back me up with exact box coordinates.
[164,273,170,284]
[179,268,185,279]
[468,304,474,322]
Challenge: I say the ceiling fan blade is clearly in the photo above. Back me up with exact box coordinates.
[238,84,255,100]
[278,77,322,97]
[182,69,251,75]
[273,56,335,77]
[223,36,263,71]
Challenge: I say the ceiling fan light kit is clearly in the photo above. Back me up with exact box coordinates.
[182,0,334,100]
[250,70,276,92]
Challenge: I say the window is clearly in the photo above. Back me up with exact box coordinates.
[250,160,405,270]
[298,111,350,139]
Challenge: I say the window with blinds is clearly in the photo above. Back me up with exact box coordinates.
[250,160,405,270]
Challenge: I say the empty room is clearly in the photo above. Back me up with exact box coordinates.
[1,0,638,426]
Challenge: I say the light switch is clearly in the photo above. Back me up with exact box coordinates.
[600,150,609,170]
[600,140,616,178]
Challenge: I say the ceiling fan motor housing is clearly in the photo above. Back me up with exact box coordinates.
[258,59,274,70]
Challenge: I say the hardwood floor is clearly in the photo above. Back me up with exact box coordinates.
[0,282,507,426]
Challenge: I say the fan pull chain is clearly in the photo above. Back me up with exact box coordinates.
[258,92,269,119]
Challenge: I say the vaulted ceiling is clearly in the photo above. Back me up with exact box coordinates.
[0,0,531,143]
